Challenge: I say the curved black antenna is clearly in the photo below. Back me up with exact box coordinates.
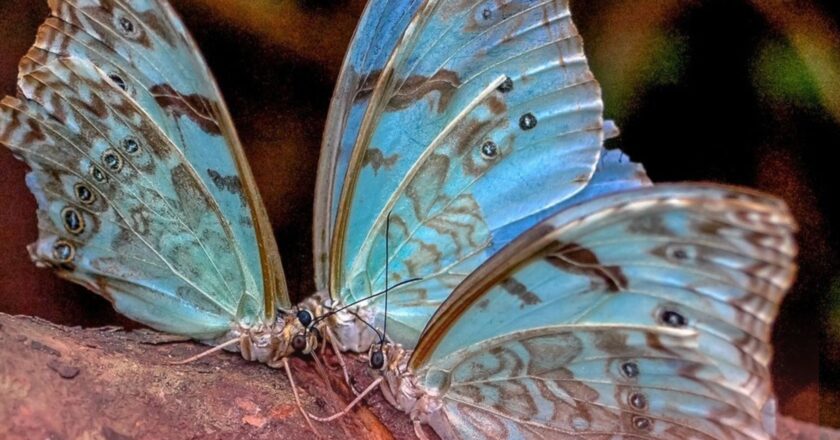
[380,211,392,345]
[349,310,384,342]
[310,277,421,327]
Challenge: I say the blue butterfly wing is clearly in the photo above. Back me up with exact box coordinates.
[489,147,651,253]
[322,0,637,348]
[314,0,425,289]
[408,184,796,439]
[0,0,288,339]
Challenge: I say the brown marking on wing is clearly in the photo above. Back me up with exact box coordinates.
[405,241,443,278]
[404,153,449,219]
[545,242,629,292]
[135,9,178,47]
[500,278,541,308]
[628,214,672,235]
[362,148,399,173]
[150,84,221,135]
[207,169,246,205]
[65,2,154,49]
[388,70,461,113]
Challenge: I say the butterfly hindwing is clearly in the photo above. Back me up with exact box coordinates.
[408,184,796,440]
[324,0,620,347]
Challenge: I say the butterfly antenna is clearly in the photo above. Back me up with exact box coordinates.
[169,337,240,365]
[311,277,421,327]
[381,211,392,346]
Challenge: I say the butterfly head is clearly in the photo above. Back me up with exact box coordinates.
[368,342,407,373]
[368,343,387,371]
[282,307,321,355]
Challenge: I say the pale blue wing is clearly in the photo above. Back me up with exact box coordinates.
[489,147,651,253]
[409,184,797,439]
[0,0,288,339]
[325,0,635,347]
[314,0,424,289]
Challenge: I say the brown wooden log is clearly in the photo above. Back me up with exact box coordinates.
[0,313,835,440]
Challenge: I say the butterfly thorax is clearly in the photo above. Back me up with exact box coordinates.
[230,317,298,368]
[300,291,379,354]
[379,344,443,428]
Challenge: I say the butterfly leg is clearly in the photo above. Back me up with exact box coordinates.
[325,326,359,395]
[282,358,321,437]
[413,421,430,440]
[309,349,338,396]
[308,377,383,422]
[169,337,242,365]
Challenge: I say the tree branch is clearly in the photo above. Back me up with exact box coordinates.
[0,313,834,439]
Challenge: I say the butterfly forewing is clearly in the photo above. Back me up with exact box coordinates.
[0,0,288,338]
[314,0,426,290]
[325,0,617,347]
[408,184,796,440]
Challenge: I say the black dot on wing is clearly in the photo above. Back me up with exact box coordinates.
[102,150,123,172]
[519,113,537,130]
[90,165,108,183]
[74,183,95,205]
[108,74,127,92]
[621,361,640,378]
[52,240,75,263]
[660,309,688,328]
[480,140,498,159]
[119,16,135,34]
[629,392,647,410]
[122,137,140,154]
[497,76,514,93]
[632,416,652,431]
[61,207,84,235]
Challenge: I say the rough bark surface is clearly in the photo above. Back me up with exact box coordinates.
[0,313,834,440]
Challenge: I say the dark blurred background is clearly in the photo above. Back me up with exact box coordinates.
[0,0,837,427]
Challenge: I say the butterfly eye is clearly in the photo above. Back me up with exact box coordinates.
[497,76,513,93]
[292,333,307,352]
[296,309,313,327]
[519,113,537,130]
[632,416,652,431]
[480,141,498,159]
[660,309,688,328]
[369,349,386,370]
[102,150,124,172]
[74,183,95,205]
[90,165,108,183]
[61,207,85,235]
[628,392,647,410]
[122,137,141,155]
[620,361,640,378]
[52,240,75,263]
[108,73,128,92]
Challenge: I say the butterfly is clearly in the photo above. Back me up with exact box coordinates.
[0,1,298,362]
[300,0,653,363]
[304,1,798,439]
[366,183,797,439]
